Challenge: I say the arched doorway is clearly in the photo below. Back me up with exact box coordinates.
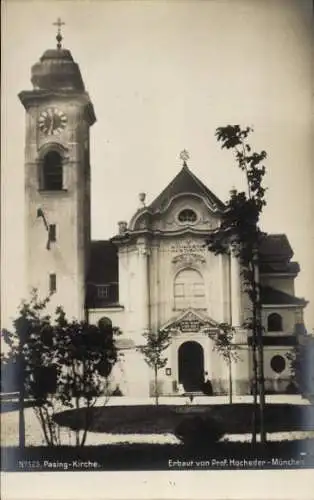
[178,341,204,392]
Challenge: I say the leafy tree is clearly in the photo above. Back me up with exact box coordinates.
[206,125,267,444]
[54,308,120,446]
[211,323,239,404]
[1,290,120,447]
[138,329,171,406]
[1,290,58,447]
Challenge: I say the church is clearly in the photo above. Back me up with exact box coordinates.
[19,26,308,398]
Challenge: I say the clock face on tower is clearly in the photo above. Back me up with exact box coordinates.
[38,107,67,135]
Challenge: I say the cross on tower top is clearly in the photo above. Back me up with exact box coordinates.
[180,149,190,167]
[53,17,65,49]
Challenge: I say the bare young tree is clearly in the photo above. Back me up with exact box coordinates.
[211,323,239,404]
[138,329,171,406]
[206,125,268,444]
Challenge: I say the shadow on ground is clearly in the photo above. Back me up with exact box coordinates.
[54,403,314,434]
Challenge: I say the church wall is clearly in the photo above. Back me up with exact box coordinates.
[262,307,301,334]
[262,347,294,392]
[114,349,150,397]
[149,236,226,328]
[247,345,295,393]
[261,275,295,296]
[88,307,126,332]
[152,195,220,233]
[24,102,92,321]
[232,346,251,395]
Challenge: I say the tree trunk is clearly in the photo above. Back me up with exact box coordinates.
[75,396,80,446]
[154,367,159,406]
[18,354,25,449]
[228,356,233,404]
[81,405,89,447]
[251,338,258,445]
[251,270,258,445]
[254,250,266,445]
[18,386,25,449]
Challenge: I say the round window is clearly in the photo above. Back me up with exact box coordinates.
[270,354,286,374]
[178,209,197,223]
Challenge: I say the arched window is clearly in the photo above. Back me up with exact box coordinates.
[98,317,112,329]
[267,313,283,332]
[42,151,63,190]
[174,268,205,310]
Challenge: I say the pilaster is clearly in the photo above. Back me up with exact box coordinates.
[230,249,242,327]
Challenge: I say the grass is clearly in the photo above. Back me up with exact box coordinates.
[53,403,314,435]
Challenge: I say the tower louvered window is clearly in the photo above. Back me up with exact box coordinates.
[42,151,63,190]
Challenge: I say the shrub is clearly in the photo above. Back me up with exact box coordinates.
[174,415,225,447]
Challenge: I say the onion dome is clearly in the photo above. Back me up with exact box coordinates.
[30,18,84,91]
[31,48,85,91]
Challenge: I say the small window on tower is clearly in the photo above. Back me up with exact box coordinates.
[49,273,57,294]
[42,151,63,190]
[49,224,56,242]
[97,285,110,299]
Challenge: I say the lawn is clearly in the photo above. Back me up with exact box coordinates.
[54,403,314,435]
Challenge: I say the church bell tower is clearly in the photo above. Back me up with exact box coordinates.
[19,20,96,319]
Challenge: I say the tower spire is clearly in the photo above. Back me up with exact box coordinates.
[53,17,65,49]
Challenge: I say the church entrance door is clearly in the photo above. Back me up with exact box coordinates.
[178,341,204,392]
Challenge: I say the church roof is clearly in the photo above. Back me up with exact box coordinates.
[149,165,225,213]
[260,261,300,274]
[261,285,307,306]
[30,48,85,91]
[87,240,118,284]
[259,234,293,262]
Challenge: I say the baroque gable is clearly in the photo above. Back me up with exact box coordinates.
[161,309,219,335]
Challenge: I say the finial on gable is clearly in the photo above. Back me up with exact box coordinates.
[179,149,190,168]
[139,192,146,207]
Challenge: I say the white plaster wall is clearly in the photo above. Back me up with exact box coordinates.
[263,347,293,380]
[247,346,295,393]
[232,346,250,394]
[88,308,126,331]
[152,236,226,327]
[262,307,301,334]
[151,195,220,233]
[261,276,295,296]
[25,101,91,321]
[120,349,150,397]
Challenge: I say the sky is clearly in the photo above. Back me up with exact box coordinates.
[1,0,313,329]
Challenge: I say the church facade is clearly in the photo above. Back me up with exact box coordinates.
[19,35,308,398]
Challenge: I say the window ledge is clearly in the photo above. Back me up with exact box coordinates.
[172,307,207,312]
[38,189,68,193]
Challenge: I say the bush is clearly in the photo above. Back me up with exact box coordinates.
[174,415,225,447]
